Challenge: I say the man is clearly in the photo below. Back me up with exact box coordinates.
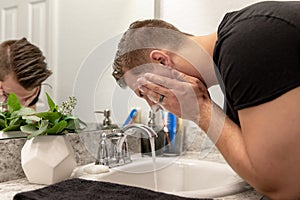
[112,1,300,199]
[0,38,52,108]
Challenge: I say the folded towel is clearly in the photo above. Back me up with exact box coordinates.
[13,178,212,200]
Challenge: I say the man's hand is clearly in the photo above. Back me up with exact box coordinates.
[137,66,211,129]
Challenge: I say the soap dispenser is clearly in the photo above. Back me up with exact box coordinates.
[95,109,118,130]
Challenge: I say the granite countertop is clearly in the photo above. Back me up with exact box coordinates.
[0,151,262,200]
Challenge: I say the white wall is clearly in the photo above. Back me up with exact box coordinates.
[51,0,155,123]
[159,0,262,35]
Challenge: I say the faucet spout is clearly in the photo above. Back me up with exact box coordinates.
[120,124,158,139]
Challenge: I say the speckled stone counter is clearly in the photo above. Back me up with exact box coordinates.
[0,133,94,183]
[0,139,26,182]
[0,124,263,200]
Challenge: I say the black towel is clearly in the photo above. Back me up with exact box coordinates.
[13,178,213,200]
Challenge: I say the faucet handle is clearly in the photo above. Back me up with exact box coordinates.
[95,132,109,165]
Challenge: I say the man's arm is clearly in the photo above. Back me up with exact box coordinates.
[214,86,300,199]
[138,69,300,199]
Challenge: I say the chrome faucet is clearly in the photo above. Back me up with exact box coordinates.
[121,124,158,139]
[95,124,158,168]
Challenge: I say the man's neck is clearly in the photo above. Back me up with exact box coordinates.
[188,33,219,87]
[194,32,217,57]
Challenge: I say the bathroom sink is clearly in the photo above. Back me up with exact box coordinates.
[74,157,250,198]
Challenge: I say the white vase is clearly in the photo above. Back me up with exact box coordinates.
[21,135,76,184]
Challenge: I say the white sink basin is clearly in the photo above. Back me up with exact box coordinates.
[74,157,250,198]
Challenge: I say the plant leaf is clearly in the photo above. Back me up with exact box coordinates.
[0,112,6,119]
[22,115,41,122]
[35,111,61,122]
[65,118,78,130]
[47,120,67,134]
[0,118,5,129]
[9,117,23,126]
[63,115,77,120]
[20,124,37,133]
[2,124,21,132]
[14,107,36,117]
[7,93,21,113]
[46,93,56,112]
[21,120,49,139]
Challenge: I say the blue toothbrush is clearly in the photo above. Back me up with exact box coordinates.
[122,108,138,127]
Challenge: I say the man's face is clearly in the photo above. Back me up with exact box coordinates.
[121,61,196,107]
[0,74,39,106]
[121,52,203,92]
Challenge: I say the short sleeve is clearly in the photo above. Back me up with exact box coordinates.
[216,16,300,110]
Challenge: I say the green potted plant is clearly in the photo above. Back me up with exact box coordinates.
[0,93,84,138]
[0,93,86,184]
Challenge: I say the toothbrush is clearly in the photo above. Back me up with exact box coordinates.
[161,110,171,150]
[167,112,177,152]
[122,108,138,127]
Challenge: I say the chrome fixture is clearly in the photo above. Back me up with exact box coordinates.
[121,124,158,139]
[94,109,112,128]
[95,124,158,168]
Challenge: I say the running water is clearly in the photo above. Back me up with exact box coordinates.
[149,137,158,191]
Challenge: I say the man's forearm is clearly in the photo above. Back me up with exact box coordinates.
[199,102,260,192]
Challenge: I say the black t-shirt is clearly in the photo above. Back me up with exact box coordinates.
[213,1,300,126]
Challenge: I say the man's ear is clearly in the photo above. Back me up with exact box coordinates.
[25,85,41,107]
[150,50,172,66]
